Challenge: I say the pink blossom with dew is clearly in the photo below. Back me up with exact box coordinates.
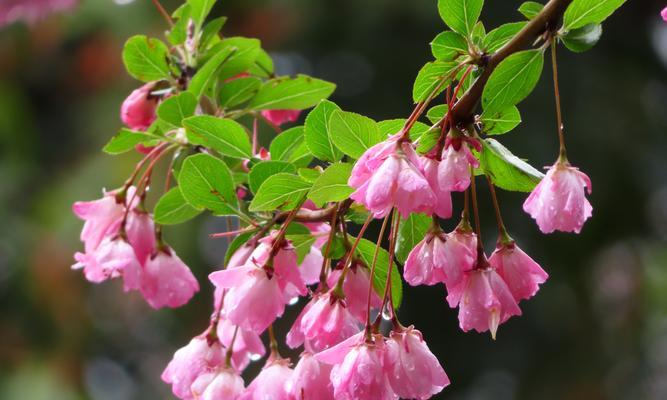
[0,0,77,27]
[489,242,548,302]
[422,157,453,219]
[216,317,266,372]
[161,336,225,400]
[327,267,382,323]
[384,327,449,399]
[120,83,159,131]
[241,358,293,400]
[190,368,245,400]
[286,352,334,400]
[441,229,478,292]
[404,232,448,286]
[261,109,301,126]
[438,138,480,192]
[523,161,592,234]
[330,341,396,400]
[140,249,199,309]
[447,268,522,339]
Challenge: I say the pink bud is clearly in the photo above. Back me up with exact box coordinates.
[261,109,301,126]
[438,143,479,192]
[191,368,245,400]
[422,157,453,219]
[120,83,158,131]
[242,358,293,400]
[662,6,667,22]
[489,243,548,302]
[161,337,225,400]
[330,342,395,400]
[523,162,592,234]
[286,352,334,400]
[384,327,449,399]
[140,249,199,309]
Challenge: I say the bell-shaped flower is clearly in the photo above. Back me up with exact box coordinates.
[489,242,548,302]
[329,341,396,400]
[384,327,449,399]
[286,352,334,400]
[72,189,126,252]
[241,358,293,400]
[523,161,592,234]
[120,82,158,131]
[72,236,142,291]
[404,232,447,286]
[191,368,245,400]
[438,137,480,192]
[161,336,225,400]
[422,157,453,219]
[140,248,199,309]
[125,210,155,265]
[216,317,265,372]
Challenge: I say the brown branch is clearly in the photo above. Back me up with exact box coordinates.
[450,0,573,125]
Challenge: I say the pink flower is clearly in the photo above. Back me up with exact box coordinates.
[0,0,77,27]
[216,317,265,372]
[72,236,141,291]
[422,157,453,219]
[489,242,548,302]
[523,161,592,234]
[191,368,245,400]
[140,249,199,309]
[446,268,521,339]
[330,342,396,400]
[327,266,382,323]
[286,352,334,400]
[662,6,667,22]
[384,327,449,399]
[299,246,324,285]
[261,109,301,126]
[161,336,225,400]
[72,190,126,252]
[120,83,158,131]
[125,211,155,265]
[241,358,293,400]
[350,140,435,218]
[286,292,360,352]
[441,229,477,291]
[438,140,480,192]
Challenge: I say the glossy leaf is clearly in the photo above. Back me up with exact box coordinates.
[218,77,261,108]
[562,24,603,53]
[480,138,544,192]
[413,61,459,102]
[248,161,297,194]
[187,0,216,28]
[480,106,521,135]
[122,35,171,82]
[103,129,159,155]
[179,153,240,216]
[377,119,430,142]
[563,0,626,30]
[483,22,527,53]
[518,1,543,19]
[249,173,311,212]
[482,49,544,115]
[431,31,468,61]
[184,116,252,159]
[328,110,383,159]
[437,0,484,37]
[270,126,312,166]
[157,92,197,127]
[249,75,336,110]
[307,163,354,207]
[154,187,202,225]
[188,46,237,99]
[426,104,449,124]
[214,37,261,81]
[304,100,343,162]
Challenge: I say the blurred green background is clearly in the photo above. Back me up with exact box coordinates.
[1,0,666,399]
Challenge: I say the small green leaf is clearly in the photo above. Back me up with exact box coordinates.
[395,213,431,264]
[308,163,354,207]
[247,48,274,77]
[298,168,322,183]
[286,234,317,264]
[561,24,603,53]
[483,22,527,53]
[480,138,544,192]
[187,0,216,28]
[480,106,521,135]
[377,119,430,142]
[304,100,343,162]
[189,46,237,99]
[157,92,197,127]
[354,238,403,309]
[200,17,227,49]
[518,1,543,19]
[179,153,239,216]
[270,126,312,166]
[431,31,468,61]
[103,129,159,155]
[328,110,383,159]
[218,77,261,108]
[426,104,449,124]
[416,128,440,154]
[248,161,297,194]
[249,173,311,212]
[249,75,336,111]
[482,49,544,116]
[437,0,485,37]
[213,37,261,81]
[563,0,626,31]
[184,116,252,159]
[154,187,202,225]
[122,35,171,82]
[413,61,459,103]
[168,5,190,45]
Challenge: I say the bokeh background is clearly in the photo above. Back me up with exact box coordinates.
[1,0,666,399]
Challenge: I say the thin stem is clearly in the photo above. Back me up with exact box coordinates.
[268,324,279,358]
[150,0,174,27]
[485,175,512,244]
[224,326,239,368]
[209,226,256,238]
[376,209,401,329]
[550,37,567,160]
[469,167,482,248]
[335,214,374,292]
[319,203,341,291]
[363,214,390,336]
[252,118,259,155]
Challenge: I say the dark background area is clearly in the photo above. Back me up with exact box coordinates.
[1,0,666,399]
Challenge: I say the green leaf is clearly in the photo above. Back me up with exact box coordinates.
[395,213,431,264]
[480,106,521,135]
[482,49,544,115]
[298,168,322,183]
[168,5,190,45]
[187,0,216,28]
[157,92,197,127]
[328,110,383,159]
[561,24,603,53]
[437,0,484,37]
[377,119,430,142]
[413,61,459,103]
[200,17,227,49]
[154,187,202,225]
[270,126,312,166]
[248,161,297,194]
[563,0,626,30]
[304,100,343,162]
[247,48,274,77]
[307,163,354,207]
[103,129,159,155]
[354,238,403,309]
[184,116,252,159]
[218,77,261,108]
[122,35,171,82]
[431,31,468,61]
[480,138,544,192]
[188,46,237,99]
[179,153,240,216]
[286,234,317,264]
[483,22,527,53]
[249,173,311,212]
[426,104,449,124]
[214,37,261,81]
[416,128,440,154]
[518,1,543,19]
[249,75,336,111]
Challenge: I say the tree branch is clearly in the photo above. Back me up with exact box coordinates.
[450,0,573,125]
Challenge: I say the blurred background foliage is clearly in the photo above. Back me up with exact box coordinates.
[1,0,667,399]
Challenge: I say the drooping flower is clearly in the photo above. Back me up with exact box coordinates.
[441,229,477,291]
[384,327,449,400]
[422,157,453,219]
[161,336,225,400]
[241,358,293,400]
[191,368,245,400]
[404,232,447,286]
[329,340,396,400]
[327,266,382,323]
[438,137,480,192]
[72,189,126,253]
[125,210,156,265]
[523,161,592,234]
[261,109,301,126]
[216,316,265,372]
[120,82,158,131]
[446,268,521,339]
[286,352,334,400]
[72,236,142,290]
[140,248,199,309]
[489,242,548,302]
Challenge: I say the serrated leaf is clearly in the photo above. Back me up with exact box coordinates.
[200,17,227,49]
[431,31,468,61]
[562,24,602,53]
[353,238,403,309]
[480,138,544,192]
[480,106,521,135]
[413,61,459,103]
[437,0,485,37]
[103,129,159,155]
[395,213,431,264]
[189,46,237,99]
[307,163,354,207]
[249,75,336,111]
[426,104,449,124]
[304,100,343,162]
[482,49,544,116]
[328,110,383,159]
[168,5,190,45]
[248,161,297,194]
[184,116,252,159]
[122,35,171,82]
[154,187,202,225]
[563,0,626,31]
[218,77,261,108]
[483,22,527,53]
[518,1,543,19]
[157,92,197,127]
[270,126,312,166]
[179,153,239,216]
[187,0,216,27]
[249,173,311,212]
